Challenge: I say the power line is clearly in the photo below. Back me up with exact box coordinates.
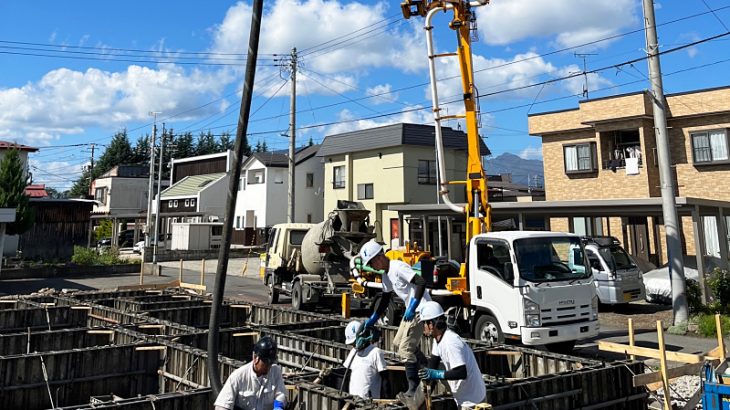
[0,50,280,67]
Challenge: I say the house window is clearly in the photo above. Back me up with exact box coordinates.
[601,129,642,169]
[306,173,314,188]
[333,166,345,189]
[184,199,190,207]
[564,143,597,174]
[238,177,244,191]
[692,129,729,164]
[94,187,107,205]
[247,169,265,184]
[357,183,374,200]
[236,216,241,229]
[173,200,178,208]
[418,160,437,184]
[191,198,196,207]
[307,214,312,223]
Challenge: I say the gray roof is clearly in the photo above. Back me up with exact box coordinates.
[247,144,321,168]
[161,173,225,198]
[317,123,490,157]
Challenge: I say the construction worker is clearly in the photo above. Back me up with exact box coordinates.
[354,239,430,402]
[343,320,388,399]
[418,301,486,409]
[214,336,287,410]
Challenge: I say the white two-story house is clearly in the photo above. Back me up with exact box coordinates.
[234,145,323,244]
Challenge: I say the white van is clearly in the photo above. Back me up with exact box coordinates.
[583,236,646,304]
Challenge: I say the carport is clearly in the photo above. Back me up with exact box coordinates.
[89,211,204,249]
[390,196,730,302]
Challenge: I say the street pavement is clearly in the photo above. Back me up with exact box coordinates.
[1,257,724,363]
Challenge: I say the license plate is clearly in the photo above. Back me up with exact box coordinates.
[623,292,635,302]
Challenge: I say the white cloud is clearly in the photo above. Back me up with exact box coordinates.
[518,145,543,160]
[477,0,638,49]
[324,107,432,135]
[366,83,399,104]
[0,65,233,145]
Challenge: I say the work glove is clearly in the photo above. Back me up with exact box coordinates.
[418,368,444,381]
[402,298,419,322]
[273,400,285,410]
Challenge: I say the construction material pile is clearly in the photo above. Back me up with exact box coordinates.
[1,287,647,409]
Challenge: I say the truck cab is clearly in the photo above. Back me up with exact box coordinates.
[261,223,315,306]
[468,231,600,353]
[582,236,646,304]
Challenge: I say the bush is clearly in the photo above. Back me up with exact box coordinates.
[697,314,730,337]
[686,279,706,314]
[71,246,131,266]
[708,268,730,313]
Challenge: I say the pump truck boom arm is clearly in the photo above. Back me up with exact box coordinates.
[401,0,491,243]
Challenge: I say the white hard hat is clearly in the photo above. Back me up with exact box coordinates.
[359,239,384,267]
[419,301,445,322]
[345,320,362,345]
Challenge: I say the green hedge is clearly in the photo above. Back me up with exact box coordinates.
[71,246,135,266]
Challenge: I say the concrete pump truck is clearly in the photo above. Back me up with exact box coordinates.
[383,0,600,352]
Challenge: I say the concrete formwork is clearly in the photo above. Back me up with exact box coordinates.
[0,289,648,410]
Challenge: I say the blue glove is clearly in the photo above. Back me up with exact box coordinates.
[418,368,444,381]
[273,400,285,410]
[403,298,419,322]
[363,311,379,329]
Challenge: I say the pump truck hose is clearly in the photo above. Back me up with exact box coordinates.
[207,0,264,395]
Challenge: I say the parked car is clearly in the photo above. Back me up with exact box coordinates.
[644,265,699,304]
[133,240,145,254]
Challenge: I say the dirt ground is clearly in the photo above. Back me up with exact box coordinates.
[598,300,674,330]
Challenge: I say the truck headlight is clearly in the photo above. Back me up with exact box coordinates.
[523,299,540,327]
[591,295,599,320]
[525,314,541,327]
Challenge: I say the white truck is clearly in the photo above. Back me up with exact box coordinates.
[582,236,646,304]
[464,231,599,352]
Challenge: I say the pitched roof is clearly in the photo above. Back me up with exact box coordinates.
[161,173,225,198]
[317,123,490,157]
[247,144,321,168]
[25,184,49,198]
[0,141,38,152]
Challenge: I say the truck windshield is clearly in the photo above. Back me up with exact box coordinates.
[598,246,636,272]
[514,237,590,283]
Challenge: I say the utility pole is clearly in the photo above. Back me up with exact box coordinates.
[208,0,264,394]
[643,0,688,325]
[145,112,161,248]
[153,124,166,265]
[574,52,597,99]
[287,47,297,223]
[89,143,96,173]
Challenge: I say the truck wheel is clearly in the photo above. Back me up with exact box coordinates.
[267,282,279,304]
[292,282,305,311]
[546,341,576,354]
[475,315,504,345]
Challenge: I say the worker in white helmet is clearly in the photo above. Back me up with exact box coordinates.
[353,239,431,402]
[342,320,388,399]
[418,301,486,409]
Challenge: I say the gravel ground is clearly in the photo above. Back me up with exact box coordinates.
[650,375,702,409]
[598,300,674,330]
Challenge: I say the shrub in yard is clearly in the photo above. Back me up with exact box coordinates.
[71,246,133,266]
[686,279,706,314]
[708,268,730,314]
[697,314,730,337]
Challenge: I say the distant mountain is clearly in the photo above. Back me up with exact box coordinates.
[484,153,544,187]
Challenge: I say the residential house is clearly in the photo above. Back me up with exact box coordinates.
[318,123,489,257]
[25,184,49,198]
[234,145,323,245]
[91,165,155,216]
[0,141,37,257]
[145,150,235,248]
[527,85,730,273]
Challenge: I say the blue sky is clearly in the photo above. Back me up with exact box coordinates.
[1,0,729,190]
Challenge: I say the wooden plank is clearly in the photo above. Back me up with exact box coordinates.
[135,345,166,351]
[486,351,522,356]
[628,318,636,361]
[87,330,114,335]
[657,320,671,410]
[231,304,252,310]
[598,341,705,363]
[88,313,120,324]
[180,282,206,291]
[232,332,260,337]
[138,324,165,329]
[716,314,726,359]
[71,306,92,310]
[633,361,713,387]
[386,365,405,371]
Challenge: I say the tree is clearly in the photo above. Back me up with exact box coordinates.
[195,131,218,155]
[68,130,134,198]
[261,141,268,152]
[308,136,314,147]
[0,149,35,237]
[131,135,150,165]
[218,131,234,151]
[172,131,195,160]
[254,141,263,153]
[45,187,68,199]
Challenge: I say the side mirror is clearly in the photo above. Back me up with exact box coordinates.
[503,262,515,284]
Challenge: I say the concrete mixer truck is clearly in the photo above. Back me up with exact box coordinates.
[261,200,377,311]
